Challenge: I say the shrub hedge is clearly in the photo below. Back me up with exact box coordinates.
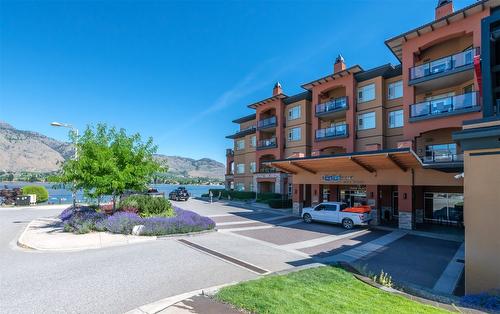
[21,185,49,203]
[119,195,174,217]
[207,189,285,202]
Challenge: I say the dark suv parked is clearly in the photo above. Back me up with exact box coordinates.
[168,187,190,201]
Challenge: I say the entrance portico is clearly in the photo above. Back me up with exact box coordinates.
[268,148,463,230]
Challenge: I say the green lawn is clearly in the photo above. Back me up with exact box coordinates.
[216,266,451,314]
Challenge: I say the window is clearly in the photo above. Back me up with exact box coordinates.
[288,183,293,197]
[463,84,474,94]
[388,110,404,128]
[235,183,245,191]
[236,139,245,150]
[288,106,301,120]
[236,164,245,174]
[249,183,254,192]
[388,81,403,99]
[425,143,457,163]
[288,127,301,141]
[250,135,256,147]
[357,112,376,130]
[424,192,463,223]
[250,162,256,173]
[357,84,376,103]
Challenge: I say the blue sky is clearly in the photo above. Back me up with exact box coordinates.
[0,0,473,163]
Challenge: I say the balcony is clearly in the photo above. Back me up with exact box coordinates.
[257,137,277,150]
[409,92,480,122]
[421,152,464,173]
[225,126,256,139]
[408,48,479,92]
[315,124,348,141]
[257,116,277,130]
[315,97,348,119]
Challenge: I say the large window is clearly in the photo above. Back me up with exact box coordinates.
[288,106,301,120]
[235,183,245,191]
[424,193,464,223]
[250,162,256,173]
[388,81,403,99]
[250,135,256,148]
[288,127,301,141]
[425,143,458,163]
[357,112,376,130]
[357,84,376,103]
[388,110,404,128]
[236,139,245,150]
[236,164,245,174]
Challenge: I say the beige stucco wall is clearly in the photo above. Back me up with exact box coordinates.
[463,148,500,294]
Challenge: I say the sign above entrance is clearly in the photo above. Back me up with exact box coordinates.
[322,175,362,185]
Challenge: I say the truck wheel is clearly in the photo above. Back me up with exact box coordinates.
[303,213,312,223]
[342,218,354,230]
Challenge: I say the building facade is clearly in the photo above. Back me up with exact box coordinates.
[225,0,499,229]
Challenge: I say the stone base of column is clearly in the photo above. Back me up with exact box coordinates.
[293,202,303,217]
[415,208,424,224]
[370,208,380,226]
[399,212,413,230]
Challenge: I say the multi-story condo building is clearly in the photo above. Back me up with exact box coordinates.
[225,0,499,229]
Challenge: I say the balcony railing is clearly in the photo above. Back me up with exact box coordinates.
[410,92,480,119]
[257,116,277,129]
[316,97,348,115]
[409,48,479,81]
[423,153,464,163]
[257,137,277,149]
[315,124,348,140]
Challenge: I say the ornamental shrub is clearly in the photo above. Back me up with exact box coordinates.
[21,185,49,203]
[139,207,215,236]
[62,208,106,234]
[119,195,173,217]
[104,212,144,234]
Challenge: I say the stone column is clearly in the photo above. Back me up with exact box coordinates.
[311,184,321,206]
[366,185,380,226]
[398,185,414,230]
[292,184,304,217]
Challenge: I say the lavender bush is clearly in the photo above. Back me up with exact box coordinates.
[59,204,215,236]
[62,207,107,234]
[461,292,500,311]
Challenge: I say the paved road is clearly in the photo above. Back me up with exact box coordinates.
[0,205,258,314]
[0,199,463,313]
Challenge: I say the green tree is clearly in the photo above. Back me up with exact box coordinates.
[58,124,165,210]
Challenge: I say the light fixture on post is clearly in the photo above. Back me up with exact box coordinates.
[50,121,79,208]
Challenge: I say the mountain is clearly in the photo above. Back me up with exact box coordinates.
[0,121,225,180]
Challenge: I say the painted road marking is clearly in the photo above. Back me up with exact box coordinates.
[178,239,269,275]
[433,242,465,294]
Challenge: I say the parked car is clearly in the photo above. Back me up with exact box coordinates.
[302,202,372,229]
[169,187,190,201]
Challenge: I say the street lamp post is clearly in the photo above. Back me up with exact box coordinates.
[50,122,79,208]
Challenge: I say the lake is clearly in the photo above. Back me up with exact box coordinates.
[1,182,221,204]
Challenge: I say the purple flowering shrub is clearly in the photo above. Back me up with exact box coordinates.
[102,212,144,234]
[138,207,215,236]
[460,292,500,311]
[61,206,107,234]
[59,204,214,236]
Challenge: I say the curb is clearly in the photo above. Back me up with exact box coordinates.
[123,282,238,314]
[16,218,218,252]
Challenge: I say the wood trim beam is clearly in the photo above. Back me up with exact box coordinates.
[386,154,408,172]
[290,162,317,174]
[349,157,375,173]
[270,163,296,174]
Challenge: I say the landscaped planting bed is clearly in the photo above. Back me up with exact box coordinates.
[59,197,215,236]
[216,266,451,314]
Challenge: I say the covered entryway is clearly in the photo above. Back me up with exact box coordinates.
[266,148,464,230]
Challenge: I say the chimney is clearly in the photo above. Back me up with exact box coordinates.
[272,82,282,96]
[435,0,453,20]
[334,54,346,73]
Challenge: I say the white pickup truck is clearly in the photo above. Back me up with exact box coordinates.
[302,202,372,229]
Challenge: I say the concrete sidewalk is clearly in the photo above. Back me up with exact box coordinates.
[18,217,156,251]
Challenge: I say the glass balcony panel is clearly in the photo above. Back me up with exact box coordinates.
[409,92,479,119]
[315,97,348,114]
[409,48,478,80]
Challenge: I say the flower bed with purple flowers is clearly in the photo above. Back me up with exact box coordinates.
[59,205,215,236]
